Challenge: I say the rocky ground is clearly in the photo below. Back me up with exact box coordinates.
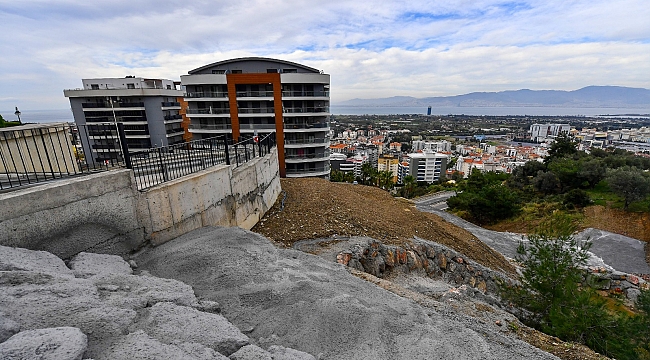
[253,178,515,275]
[0,245,315,360]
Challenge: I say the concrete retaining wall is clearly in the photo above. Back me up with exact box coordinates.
[0,148,280,258]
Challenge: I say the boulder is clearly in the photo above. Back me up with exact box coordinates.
[229,344,272,360]
[0,245,73,277]
[94,330,227,360]
[90,273,199,309]
[0,311,20,343]
[136,302,249,356]
[267,345,317,360]
[0,327,87,360]
[68,252,132,278]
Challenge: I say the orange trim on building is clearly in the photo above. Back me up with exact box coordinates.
[226,73,286,177]
[177,96,193,142]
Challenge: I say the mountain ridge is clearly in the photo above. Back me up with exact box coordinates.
[336,86,650,108]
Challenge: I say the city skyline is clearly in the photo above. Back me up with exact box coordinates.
[1,0,649,111]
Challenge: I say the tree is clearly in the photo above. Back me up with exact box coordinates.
[343,171,355,183]
[606,166,650,209]
[330,169,344,182]
[360,163,378,186]
[499,215,645,359]
[0,114,5,127]
[378,170,394,190]
[402,175,417,198]
[545,133,578,164]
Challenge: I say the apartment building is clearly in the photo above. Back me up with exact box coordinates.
[377,154,399,182]
[407,152,448,183]
[64,77,185,164]
[180,57,330,178]
[529,123,570,142]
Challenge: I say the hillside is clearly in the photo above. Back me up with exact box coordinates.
[336,86,650,109]
[253,178,515,275]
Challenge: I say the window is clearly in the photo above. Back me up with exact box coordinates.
[282,69,297,73]
[231,70,242,74]
[166,85,172,89]
[267,69,278,73]
[212,70,226,74]
[91,84,99,90]
[127,83,135,89]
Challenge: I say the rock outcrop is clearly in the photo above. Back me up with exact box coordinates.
[0,246,313,359]
[135,226,559,360]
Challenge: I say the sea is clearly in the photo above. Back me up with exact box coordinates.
[2,106,650,124]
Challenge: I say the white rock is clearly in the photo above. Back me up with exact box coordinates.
[0,245,73,277]
[0,327,87,360]
[90,273,199,309]
[69,252,132,278]
[0,311,20,343]
[229,344,272,360]
[94,330,220,360]
[137,302,249,356]
[268,345,317,360]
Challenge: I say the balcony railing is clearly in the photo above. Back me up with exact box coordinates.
[286,166,330,175]
[186,108,230,115]
[285,152,330,159]
[164,114,183,120]
[185,92,228,98]
[285,138,329,144]
[283,107,329,114]
[82,102,145,108]
[238,108,275,114]
[284,122,329,129]
[239,123,277,130]
[188,123,232,130]
[236,90,274,97]
[281,90,329,97]
[161,102,180,107]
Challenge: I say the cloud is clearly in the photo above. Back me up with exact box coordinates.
[0,0,649,110]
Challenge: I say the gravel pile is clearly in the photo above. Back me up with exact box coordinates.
[253,178,515,275]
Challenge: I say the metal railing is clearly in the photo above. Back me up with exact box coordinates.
[1,122,278,192]
[283,107,330,113]
[186,108,231,115]
[0,123,126,191]
[184,92,228,98]
[130,132,276,191]
[281,90,329,97]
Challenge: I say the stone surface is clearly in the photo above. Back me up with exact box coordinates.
[90,273,199,309]
[136,302,249,356]
[0,311,20,343]
[0,327,87,360]
[94,330,226,360]
[136,226,557,360]
[267,345,317,360]
[229,344,272,360]
[68,252,132,278]
[0,245,73,277]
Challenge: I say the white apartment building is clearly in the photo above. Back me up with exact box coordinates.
[64,77,185,164]
[412,140,451,153]
[180,57,330,178]
[529,124,571,142]
[407,152,448,183]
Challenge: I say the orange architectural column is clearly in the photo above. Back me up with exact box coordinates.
[226,73,285,177]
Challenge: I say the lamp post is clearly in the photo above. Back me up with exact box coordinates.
[14,106,21,124]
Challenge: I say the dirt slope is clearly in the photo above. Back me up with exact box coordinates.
[253,178,515,275]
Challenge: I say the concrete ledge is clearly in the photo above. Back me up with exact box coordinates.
[0,148,281,256]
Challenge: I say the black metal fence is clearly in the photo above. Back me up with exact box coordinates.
[1,121,277,192]
[127,131,276,191]
[0,123,124,191]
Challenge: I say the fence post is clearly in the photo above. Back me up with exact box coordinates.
[157,147,168,182]
[223,137,230,165]
[117,123,132,169]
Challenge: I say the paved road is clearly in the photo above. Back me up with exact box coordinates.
[415,196,650,274]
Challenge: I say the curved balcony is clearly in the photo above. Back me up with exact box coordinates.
[285,165,330,178]
[185,108,231,117]
[284,153,330,164]
[283,107,330,117]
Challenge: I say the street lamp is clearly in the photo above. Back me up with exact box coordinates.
[14,107,21,124]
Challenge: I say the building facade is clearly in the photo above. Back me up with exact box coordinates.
[180,57,330,178]
[64,77,185,164]
[407,152,448,183]
[529,123,571,143]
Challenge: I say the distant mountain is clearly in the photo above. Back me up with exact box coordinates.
[336,86,650,108]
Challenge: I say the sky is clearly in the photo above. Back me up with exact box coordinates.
[1,0,649,112]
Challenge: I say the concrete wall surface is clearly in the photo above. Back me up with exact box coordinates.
[0,169,143,258]
[0,148,281,257]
